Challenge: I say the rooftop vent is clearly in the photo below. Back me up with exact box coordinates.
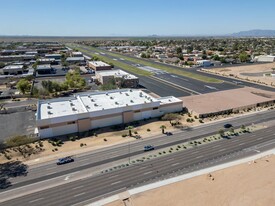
[115,102,119,105]
[70,102,74,106]
[130,89,133,92]
[47,102,51,105]
[94,103,98,107]
[125,93,129,96]
[47,105,52,109]
[47,111,52,115]
[72,107,77,111]
[169,99,172,102]
[130,100,134,103]
[106,93,109,96]
[110,96,114,99]
[91,99,95,102]
[86,105,90,109]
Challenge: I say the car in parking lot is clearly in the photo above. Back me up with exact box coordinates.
[166,132,173,136]
[56,156,74,165]
[144,145,155,151]
[224,123,233,128]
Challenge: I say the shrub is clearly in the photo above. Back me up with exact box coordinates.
[194,115,198,119]
[55,148,58,151]
[104,138,107,142]
[122,134,127,137]
[147,128,151,132]
[134,131,138,134]
[80,143,84,147]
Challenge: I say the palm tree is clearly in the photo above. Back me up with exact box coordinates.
[125,126,134,137]
[160,125,166,134]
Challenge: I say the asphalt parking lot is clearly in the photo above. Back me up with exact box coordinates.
[0,111,36,141]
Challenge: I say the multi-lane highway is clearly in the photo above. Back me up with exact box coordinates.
[1,123,275,206]
[2,109,275,191]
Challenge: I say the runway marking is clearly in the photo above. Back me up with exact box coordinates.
[111,181,122,185]
[143,171,153,175]
[29,198,44,203]
[172,163,180,166]
[72,185,84,190]
[74,192,86,197]
[108,175,119,179]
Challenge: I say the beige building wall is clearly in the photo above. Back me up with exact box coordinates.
[77,118,91,132]
[91,115,123,129]
[123,111,134,123]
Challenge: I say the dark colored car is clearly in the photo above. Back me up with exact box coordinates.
[56,156,74,165]
[224,124,233,128]
[144,145,155,152]
[166,132,173,136]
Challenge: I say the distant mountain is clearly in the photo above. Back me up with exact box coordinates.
[231,29,275,37]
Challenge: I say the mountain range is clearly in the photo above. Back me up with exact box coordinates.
[231,29,275,37]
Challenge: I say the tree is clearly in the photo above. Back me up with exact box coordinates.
[0,62,5,68]
[218,129,225,137]
[241,125,246,132]
[161,113,181,124]
[125,126,134,137]
[239,52,249,62]
[229,127,235,134]
[176,47,182,54]
[16,79,31,94]
[160,125,166,134]
[141,53,147,58]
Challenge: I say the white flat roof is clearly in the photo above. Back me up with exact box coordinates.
[89,61,110,67]
[96,69,138,79]
[37,89,182,120]
[3,65,24,70]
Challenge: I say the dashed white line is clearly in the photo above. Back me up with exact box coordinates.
[196,155,203,159]
[29,198,44,203]
[45,167,56,170]
[108,175,119,179]
[239,143,245,146]
[72,185,84,190]
[257,137,263,140]
[219,148,226,152]
[212,145,221,148]
[143,171,153,175]
[74,192,86,197]
[166,158,174,162]
[79,158,89,162]
[111,181,122,185]
[172,163,180,166]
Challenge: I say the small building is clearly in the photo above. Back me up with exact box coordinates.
[66,57,86,64]
[0,55,36,62]
[71,52,83,57]
[95,69,139,88]
[88,61,112,71]
[37,58,56,65]
[36,64,54,75]
[45,54,62,60]
[36,89,183,138]
[255,55,275,62]
[1,65,24,75]
[197,60,212,67]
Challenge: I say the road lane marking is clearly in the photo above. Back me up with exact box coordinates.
[172,163,180,166]
[29,198,44,203]
[108,175,119,179]
[219,148,226,152]
[166,158,174,162]
[239,143,245,146]
[74,192,86,197]
[72,185,84,190]
[257,137,263,140]
[143,171,153,175]
[79,158,90,162]
[45,167,56,170]
[111,181,121,185]
[196,155,203,159]
[231,139,240,142]
[212,145,221,148]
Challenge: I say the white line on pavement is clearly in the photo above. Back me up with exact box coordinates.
[108,175,119,179]
[72,185,84,190]
[143,171,153,175]
[74,192,86,197]
[29,198,44,203]
[111,181,122,185]
[171,163,180,166]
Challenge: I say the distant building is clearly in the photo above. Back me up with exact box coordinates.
[66,57,85,64]
[45,54,62,60]
[95,69,139,88]
[88,61,112,71]
[36,64,54,75]
[36,89,183,138]
[255,55,275,62]
[0,55,36,62]
[71,52,83,57]
[37,58,56,65]
[1,65,24,75]
[196,60,212,67]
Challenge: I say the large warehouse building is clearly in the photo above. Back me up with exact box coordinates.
[36,89,183,138]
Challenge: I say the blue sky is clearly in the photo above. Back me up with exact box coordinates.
[0,0,275,36]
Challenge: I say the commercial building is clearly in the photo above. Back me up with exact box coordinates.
[36,64,54,74]
[1,65,24,75]
[88,61,112,71]
[37,58,56,65]
[36,89,183,138]
[197,60,212,67]
[255,55,275,62]
[45,54,61,60]
[95,69,139,88]
[71,52,83,57]
[66,57,86,64]
[0,55,36,62]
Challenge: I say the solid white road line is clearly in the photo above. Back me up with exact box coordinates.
[143,171,153,175]
[196,155,203,159]
[219,148,226,152]
[172,163,180,166]
[166,158,174,162]
[45,167,56,170]
[257,137,263,140]
[108,175,119,179]
[239,143,245,146]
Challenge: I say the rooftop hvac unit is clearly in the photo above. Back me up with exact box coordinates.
[94,103,98,107]
[47,111,52,115]
[86,105,90,109]
[91,99,94,102]
[70,102,74,106]
[110,96,114,99]
[115,102,119,105]
[47,105,52,109]
[130,100,134,103]
[125,93,129,96]
[72,107,77,111]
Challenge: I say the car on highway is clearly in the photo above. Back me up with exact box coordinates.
[144,145,155,151]
[166,132,173,136]
[56,156,74,165]
[224,123,233,128]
